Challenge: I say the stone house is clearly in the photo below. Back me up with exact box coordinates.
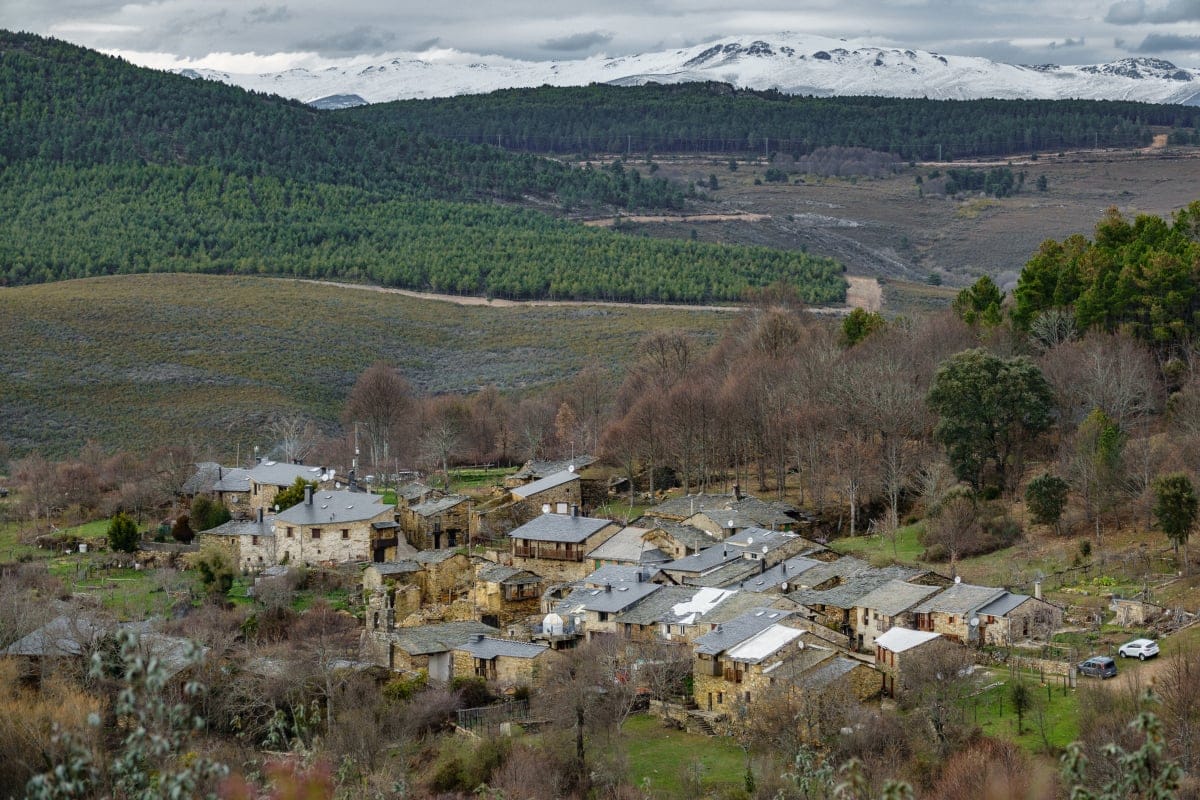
[874,626,956,697]
[586,526,673,569]
[504,456,596,489]
[611,585,737,643]
[691,608,810,714]
[451,634,553,689]
[362,549,471,607]
[361,619,497,679]
[556,579,662,640]
[474,564,545,628]
[510,469,582,517]
[910,582,1009,644]
[395,481,438,510]
[629,518,721,558]
[508,512,622,583]
[181,463,253,517]
[851,580,942,653]
[975,592,1064,645]
[273,487,397,565]
[401,495,470,550]
[247,461,335,513]
[199,509,276,570]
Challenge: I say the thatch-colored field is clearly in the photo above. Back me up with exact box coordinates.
[1,274,732,456]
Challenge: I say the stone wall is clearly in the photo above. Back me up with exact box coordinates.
[275,514,388,565]
[517,481,581,516]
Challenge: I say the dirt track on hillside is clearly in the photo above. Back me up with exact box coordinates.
[293,276,884,314]
[581,212,771,227]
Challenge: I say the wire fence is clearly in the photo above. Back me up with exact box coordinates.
[456,699,531,736]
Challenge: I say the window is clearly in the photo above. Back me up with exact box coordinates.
[341,528,350,540]
[717,691,723,705]
[286,527,294,538]
[598,612,609,622]
[252,536,259,545]
[312,528,322,540]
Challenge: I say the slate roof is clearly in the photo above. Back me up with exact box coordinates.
[560,581,661,614]
[509,456,597,482]
[213,468,252,493]
[726,623,804,664]
[853,580,941,617]
[698,591,788,626]
[182,463,221,495]
[694,607,794,655]
[410,495,467,517]
[976,592,1032,618]
[387,621,498,655]
[633,517,722,553]
[789,574,897,610]
[686,559,761,588]
[612,585,727,626]
[456,635,549,660]
[397,482,435,502]
[728,557,823,593]
[912,583,1007,615]
[201,518,273,537]
[725,527,801,554]
[875,627,942,653]
[412,549,465,565]
[509,513,614,544]
[798,655,863,689]
[645,494,739,520]
[249,461,331,487]
[275,491,392,526]
[477,564,541,585]
[586,526,670,564]
[4,616,102,657]
[660,543,742,575]
[371,561,423,576]
[584,563,658,587]
[782,556,878,587]
[5,617,203,679]
[511,469,580,499]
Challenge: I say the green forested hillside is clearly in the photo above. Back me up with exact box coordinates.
[0,162,845,302]
[0,31,682,209]
[0,31,851,302]
[347,82,1192,159]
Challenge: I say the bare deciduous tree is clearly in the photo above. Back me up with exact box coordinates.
[342,362,416,474]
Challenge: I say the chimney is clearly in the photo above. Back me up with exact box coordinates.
[733,483,742,502]
[218,466,223,480]
[761,558,767,575]
[304,485,313,506]
[570,504,579,517]
[257,507,264,524]
[636,570,644,583]
[1034,580,1042,601]
[471,633,486,643]
[605,583,612,593]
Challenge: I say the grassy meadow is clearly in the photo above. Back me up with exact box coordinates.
[0,274,733,457]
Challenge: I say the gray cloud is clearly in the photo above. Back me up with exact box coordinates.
[9,1,1200,71]
[295,26,398,55]
[1049,37,1086,49]
[539,31,614,52]
[245,5,293,25]
[1107,0,1200,23]
[1135,32,1200,50]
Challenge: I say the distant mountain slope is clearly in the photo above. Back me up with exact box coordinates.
[177,32,1200,106]
[0,31,682,209]
[347,82,1197,160]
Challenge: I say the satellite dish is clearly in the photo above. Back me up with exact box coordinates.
[781,582,788,592]
[954,576,962,584]
[746,537,754,545]
[969,616,980,627]
[762,545,769,554]
[568,464,575,473]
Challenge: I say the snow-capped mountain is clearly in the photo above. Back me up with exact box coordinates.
[176,33,1200,107]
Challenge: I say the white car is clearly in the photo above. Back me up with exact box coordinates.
[1118,638,1160,660]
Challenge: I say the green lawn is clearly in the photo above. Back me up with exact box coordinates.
[0,520,52,562]
[969,669,1079,754]
[449,466,518,491]
[831,523,926,564]
[623,714,747,798]
[592,500,650,525]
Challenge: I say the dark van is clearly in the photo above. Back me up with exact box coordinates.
[1078,656,1117,679]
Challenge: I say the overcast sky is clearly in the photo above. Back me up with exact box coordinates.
[11,0,1200,72]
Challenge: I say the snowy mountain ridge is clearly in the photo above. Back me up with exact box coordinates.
[174,32,1200,107]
